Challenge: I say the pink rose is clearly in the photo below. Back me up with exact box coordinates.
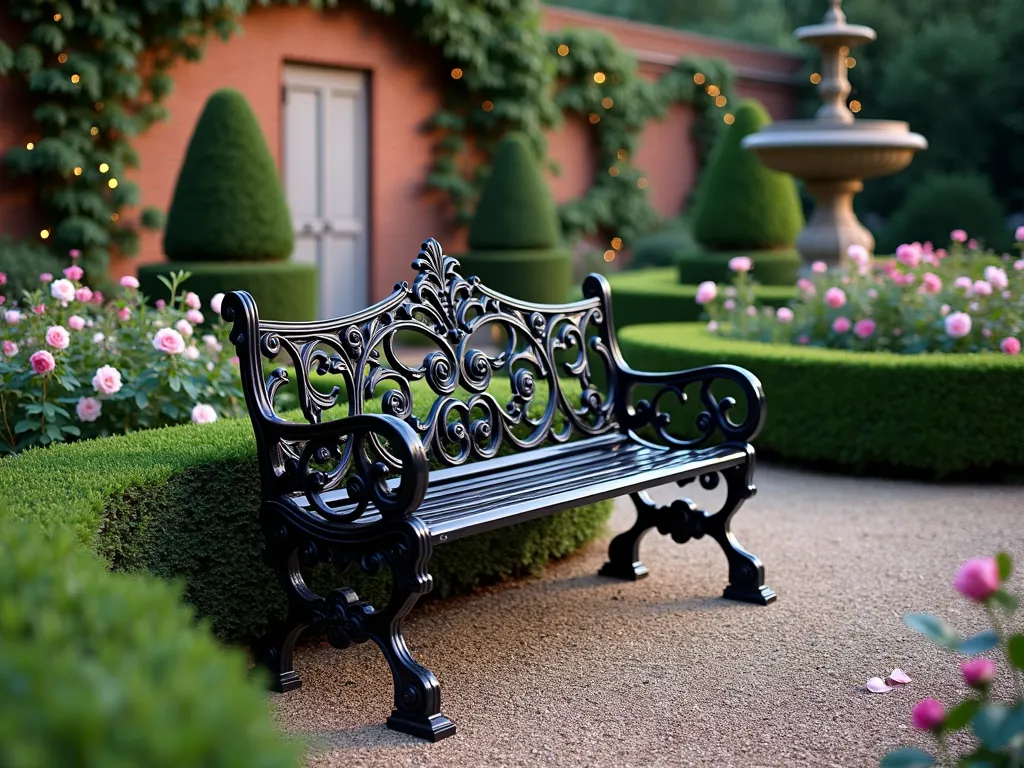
[832,316,851,333]
[811,261,827,273]
[846,244,870,266]
[899,272,916,286]
[797,335,810,345]
[45,325,70,350]
[186,309,204,325]
[776,307,794,324]
[983,327,993,339]
[75,286,93,303]
[953,557,1000,601]
[202,334,222,352]
[824,287,847,308]
[184,291,201,310]
[961,658,996,689]
[183,345,200,361]
[944,311,972,339]
[745,305,757,317]
[971,280,992,297]
[728,256,752,273]
[191,403,217,424]
[210,293,225,315]
[895,243,922,268]
[797,278,816,296]
[853,319,875,339]
[230,356,239,366]
[50,278,76,303]
[92,291,104,305]
[921,272,942,293]
[1001,337,1021,356]
[92,332,105,344]
[695,281,717,305]
[68,314,86,331]
[984,266,1008,290]
[92,364,123,395]
[0,272,6,285]
[69,248,81,260]
[954,276,973,291]
[950,229,968,243]
[39,272,53,283]
[1016,225,1024,242]
[968,239,979,250]
[2,340,17,357]
[5,310,22,325]
[1004,290,1012,299]
[63,265,84,281]
[723,299,736,311]
[76,396,102,423]
[33,304,45,315]
[938,303,950,316]
[30,349,56,375]
[118,307,131,322]
[911,699,945,731]
[155,299,167,310]
[175,319,194,338]
[120,275,140,289]
[706,320,718,333]
[153,327,186,355]
[936,248,947,259]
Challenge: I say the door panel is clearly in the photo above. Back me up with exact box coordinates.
[283,65,369,318]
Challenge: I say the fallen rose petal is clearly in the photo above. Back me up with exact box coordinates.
[866,677,893,693]
[888,669,912,685]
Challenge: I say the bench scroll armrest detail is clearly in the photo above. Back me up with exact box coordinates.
[619,363,766,448]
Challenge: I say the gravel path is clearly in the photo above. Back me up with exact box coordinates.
[272,464,1023,767]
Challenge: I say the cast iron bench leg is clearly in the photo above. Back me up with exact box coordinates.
[600,450,775,605]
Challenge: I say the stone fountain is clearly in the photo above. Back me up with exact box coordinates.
[741,0,927,264]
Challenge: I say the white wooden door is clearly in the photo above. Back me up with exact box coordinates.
[282,65,369,318]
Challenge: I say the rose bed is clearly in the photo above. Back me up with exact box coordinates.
[618,322,1024,480]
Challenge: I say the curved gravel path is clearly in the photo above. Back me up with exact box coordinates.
[272,463,1023,767]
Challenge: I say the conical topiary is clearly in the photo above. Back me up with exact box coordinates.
[162,88,294,262]
[461,132,571,304]
[691,99,804,250]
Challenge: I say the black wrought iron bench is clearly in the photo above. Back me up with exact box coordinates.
[223,238,774,743]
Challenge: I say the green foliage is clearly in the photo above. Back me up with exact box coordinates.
[691,99,804,251]
[879,173,1010,254]
[459,249,573,304]
[0,236,63,298]
[163,89,294,262]
[0,520,300,768]
[617,322,1024,478]
[138,261,319,321]
[0,378,612,642]
[469,133,561,250]
[676,247,801,286]
[628,223,699,270]
[606,268,794,329]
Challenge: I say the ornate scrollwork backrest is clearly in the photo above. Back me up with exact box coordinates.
[227,238,621,492]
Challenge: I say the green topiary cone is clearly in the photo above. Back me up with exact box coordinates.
[163,89,294,262]
[691,99,804,251]
[468,132,561,250]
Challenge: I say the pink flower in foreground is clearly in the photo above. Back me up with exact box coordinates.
[776,307,794,324]
[120,275,140,289]
[695,281,717,305]
[92,364,123,395]
[75,286,93,303]
[832,316,851,333]
[961,658,996,689]
[92,291,104,305]
[39,272,53,283]
[69,248,81,260]
[972,280,993,297]
[50,278,76,303]
[45,325,70,350]
[117,307,131,322]
[175,319,194,338]
[984,266,1008,290]
[5,310,22,324]
[1016,225,1024,242]
[202,334,221,352]
[797,278,816,296]
[921,272,942,294]
[896,243,922,268]
[63,265,84,281]
[728,256,752,273]
[0,272,6,285]
[846,244,870,267]
[944,312,972,339]
[811,261,827,274]
[29,350,55,375]
[1001,337,1021,355]
[186,309,204,325]
[745,305,757,317]
[950,229,968,243]
[155,299,167,310]
[191,403,217,424]
[824,287,847,309]
[797,335,810,345]
[153,327,186,355]
[853,319,876,339]
[183,345,200,361]
[968,238,979,250]
[982,327,992,339]
[210,293,225,315]
[954,557,1000,601]
[185,291,201,310]
[911,699,945,731]
[33,304,45,315]
[2,340,17,357]
[68,315,86,331]
[867,288,878,300]
[76,396,102,423]
[723,299,736,311]
[706,320,718,333]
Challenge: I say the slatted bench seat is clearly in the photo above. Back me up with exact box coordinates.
[223,238,774,744]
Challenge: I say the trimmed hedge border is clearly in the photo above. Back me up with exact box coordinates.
[459,248,572,304]
[676,247,802,286]
[0,379,611,642]
[618,322,1024,480]
[606,268,796,330]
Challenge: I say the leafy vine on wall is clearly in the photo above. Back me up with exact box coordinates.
[0,0,732,282]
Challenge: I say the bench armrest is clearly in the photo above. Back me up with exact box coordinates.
[616,362,766,448]
[266,413,429,524]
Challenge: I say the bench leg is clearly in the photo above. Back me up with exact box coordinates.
[598,490,657,580]
[253,546,314,693]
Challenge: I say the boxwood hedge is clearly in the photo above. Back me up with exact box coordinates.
[0,379,611,642]
[618,322,1024,479]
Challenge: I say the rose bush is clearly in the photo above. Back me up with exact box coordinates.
[700,229,1024,356]
[0,257,241,454]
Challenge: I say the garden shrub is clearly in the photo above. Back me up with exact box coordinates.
[676,247,801,287]
[617,322,1024,479]
[461,133,572,303]
[628,223,699,270]
[0,236,64,299]
[879,173,1011,254]
[606,268,795,329]
[0,518,299,768]
[0,378,612,643]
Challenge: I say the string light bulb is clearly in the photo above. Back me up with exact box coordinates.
[58,53,67,64]
[724,113,735,125]
[26,142,34,150]
[611,237,623,251]
[99,162,109,173]
[840,46,850,56]
[608,166,619,177]
[557,44,569,56]
[637,177,649,189]
[40,229,50,239]
[706,84,720,97]
[53,13,61,21]
[593,71,606,84]
[73,166,82,176]
[603,250,615,262]
[588,113,600,124]
[715,95,727,108]
[107,178,118,189]
[693,73,706,85]
[450,68,463,79]
[481,100,493,112]
[70,74,80,84]
[601,97,613,109]
[111,213,119,222]
[616,149,627,161]
[90,126,99,136]
[849,100,862,113]
[809,72,821,84]
[846,57,856,68]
